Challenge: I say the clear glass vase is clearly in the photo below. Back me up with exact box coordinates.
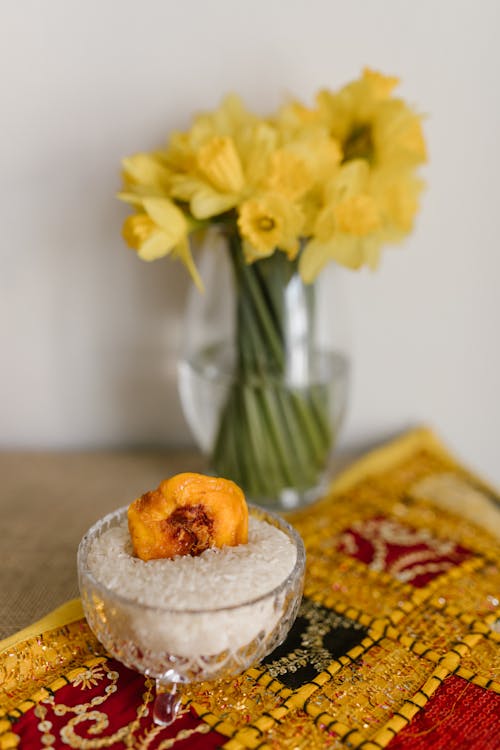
[178,226,349,511]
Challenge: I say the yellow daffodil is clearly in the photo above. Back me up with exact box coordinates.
[122,198,186,261]
[372,172,424,238]
[195,94,259,143]
[317,68,427,171]
[122,152,171,189]
[299,160,382,279]
[265,149,313,201]
[197,136,245,194]
[122,197,202,288]
[285,138,342,237]
[274,101,342,185]
[170,132,250,219]
[237,121,279,189]
[272,106,343,238]
[118,74,426,284]
[170,135,246,219]
[362,68,400,99]
[238,193,303,261]
[274,100,323,140]
[334,194,380,236]
[293,70,426,279]
[165,95,269,220]
[300,234,382,280]
[117,153,172,207]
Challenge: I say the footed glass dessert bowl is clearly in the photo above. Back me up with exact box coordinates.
[78,504,305,725]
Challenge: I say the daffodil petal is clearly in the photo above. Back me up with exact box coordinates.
[242,239,274,263]
[240,122,279,187]
[136,230,172,261]
[299,239,334,282]
[122,153,171,188]
[117,191,146,207]
[143,197,187,237]
[363,68,400,99]
[117,187,166,207]
[170,175,206,202]
[299,235,365,281]
[327,236,365,269]
[191,188,238,220]
[325,160,370,203]
[173,237,204,291]
[197,136,245,194]
[334,194,380,236]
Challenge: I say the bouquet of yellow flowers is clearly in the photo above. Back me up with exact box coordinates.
[119,69,426,507]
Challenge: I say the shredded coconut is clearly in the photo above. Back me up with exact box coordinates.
[85,517,297,657]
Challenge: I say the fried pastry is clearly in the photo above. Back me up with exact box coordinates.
[127,472,248,561]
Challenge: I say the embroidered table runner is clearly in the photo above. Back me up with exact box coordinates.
[1,429,499,749]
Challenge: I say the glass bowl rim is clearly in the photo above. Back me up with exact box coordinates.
[78,502,305,616]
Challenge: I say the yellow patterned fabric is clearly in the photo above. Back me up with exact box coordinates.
[1,428,499,749]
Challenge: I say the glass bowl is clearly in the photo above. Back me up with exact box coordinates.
[78,503,305,725]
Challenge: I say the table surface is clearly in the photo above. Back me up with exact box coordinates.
[0,448,356,641]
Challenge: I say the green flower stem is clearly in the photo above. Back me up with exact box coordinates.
[233,274,302,484]
[259,389,304,488]
[290,390,328,465]
[210,231,332,503]
[272,388,318,488]
[232,241,284,371]
[236,270,315,490]
[309,385,332,444]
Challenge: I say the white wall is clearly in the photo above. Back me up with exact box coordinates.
[1,0,500,486]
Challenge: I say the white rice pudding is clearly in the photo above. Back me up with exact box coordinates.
[87,516,296,657]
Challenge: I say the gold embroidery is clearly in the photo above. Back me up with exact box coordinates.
[305,551,412,622]
[133,720,211,750]
[185,672,285,738]
[397,560,455,583]
[390,549,451,576]
[60,711,131,748]
[337,514,467,579]
[396,604,477,655]
[305,639,433,733]
[32,672,154,749]
[70,665,107,690]
[429,561,500,616]
[458,634,500,684]
[250,707,341,749]
[0,622,105,714]
[265,598,363,679]
[155,724,210,749]
[40,668,120,717]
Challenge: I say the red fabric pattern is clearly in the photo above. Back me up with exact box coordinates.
[337,516,473,587]
[13,659,225,749]
[387,675,500,750]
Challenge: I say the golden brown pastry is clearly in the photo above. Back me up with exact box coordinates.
[127,472,248,561]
